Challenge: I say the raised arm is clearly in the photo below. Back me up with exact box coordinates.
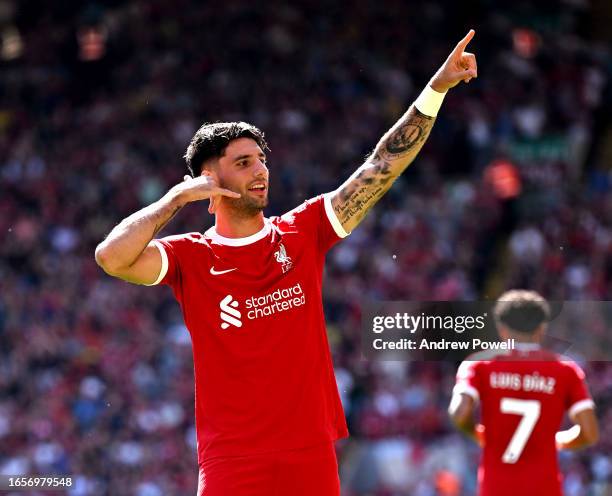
[330,30,478,233]
[95,175,239,285]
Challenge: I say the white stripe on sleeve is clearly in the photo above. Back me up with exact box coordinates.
[323,193,350,238]
[569,399,595,418]
[452,383,480,403]
[144,240,169,286]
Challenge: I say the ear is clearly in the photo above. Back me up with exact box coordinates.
[200,161,220,179]
[201,168,220,185]
[498,325,509,341]
[534,324,546,341]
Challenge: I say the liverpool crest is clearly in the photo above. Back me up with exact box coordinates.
[274,243,293,273]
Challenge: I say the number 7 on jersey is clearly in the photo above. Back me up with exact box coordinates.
[500,398,541,463]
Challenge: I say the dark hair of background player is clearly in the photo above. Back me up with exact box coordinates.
[493,290,551,334]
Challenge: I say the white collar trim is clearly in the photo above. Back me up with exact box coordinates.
[205,219,271,246]
[514,342,541,350]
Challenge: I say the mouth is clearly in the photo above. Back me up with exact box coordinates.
[247,182,267,195]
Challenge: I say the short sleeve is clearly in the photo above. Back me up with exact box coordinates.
[144,234,191,288]
[453,360,482,403]
[564,361,595,418]
[280,194,349,254]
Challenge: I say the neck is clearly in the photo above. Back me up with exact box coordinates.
[214,211,265,238]
[500,324,545,345]
[506,332,540,344]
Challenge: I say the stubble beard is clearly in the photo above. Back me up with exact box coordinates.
[223,194,268,219]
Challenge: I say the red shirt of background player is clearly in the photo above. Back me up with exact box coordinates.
[454,346,594,496]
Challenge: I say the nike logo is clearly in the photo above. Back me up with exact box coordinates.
[210,267,237,276]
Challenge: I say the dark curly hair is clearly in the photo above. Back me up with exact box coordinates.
[184,121,269,176]
[493,290,550,334]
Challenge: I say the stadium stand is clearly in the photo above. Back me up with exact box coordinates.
[1,1,610,494]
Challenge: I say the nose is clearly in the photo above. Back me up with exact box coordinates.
[254,158,268,178]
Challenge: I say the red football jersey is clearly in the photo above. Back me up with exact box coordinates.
[149,194,349,462]
[454,345,594,496]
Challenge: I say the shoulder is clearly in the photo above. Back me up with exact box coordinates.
[159,232,206,242]
[281,195,325,219]
[555,355,587,379]
[456,355,484,377]
[457,349,513,374]
[267,195,325,230]
[462,349,507,364]
[275,194,348,238]
[526,350,587,377]
[156,232,211,252]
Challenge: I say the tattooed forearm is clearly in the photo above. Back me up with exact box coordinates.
[381,108,434,160]
[332,105,436,232]
[334,184,386,226]
[153,204,182,236]
[97,192,185,272]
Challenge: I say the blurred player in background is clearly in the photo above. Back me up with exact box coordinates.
[95,31,477,495]
[449,290,599,496]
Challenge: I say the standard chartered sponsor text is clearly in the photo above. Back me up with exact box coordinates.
[372,312,487,334]
[245,283,306,319]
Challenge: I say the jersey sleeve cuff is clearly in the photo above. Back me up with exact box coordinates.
[453,383,480,403]
[144,240,169,286]
[323,193,350,239]
[569,398,595,417]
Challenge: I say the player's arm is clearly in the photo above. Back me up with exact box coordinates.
[330,30,477,233]
[95,175,240,285]
[556,406,599,450]
[448,392,484,446]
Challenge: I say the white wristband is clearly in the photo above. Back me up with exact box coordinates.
[413,84,446,117]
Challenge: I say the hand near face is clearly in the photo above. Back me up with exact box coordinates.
[172,174,241,214]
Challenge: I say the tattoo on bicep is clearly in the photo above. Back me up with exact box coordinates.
[380,107,434,160]
[334,158,396,225]
[333,107,435,226]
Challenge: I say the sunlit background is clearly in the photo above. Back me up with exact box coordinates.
[1,1,611,494]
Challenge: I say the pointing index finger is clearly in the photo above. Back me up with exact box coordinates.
[452,29,475,56]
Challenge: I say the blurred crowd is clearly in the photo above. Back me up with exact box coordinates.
[1,0,611,495]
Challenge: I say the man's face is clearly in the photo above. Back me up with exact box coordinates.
[204,137,269,217]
